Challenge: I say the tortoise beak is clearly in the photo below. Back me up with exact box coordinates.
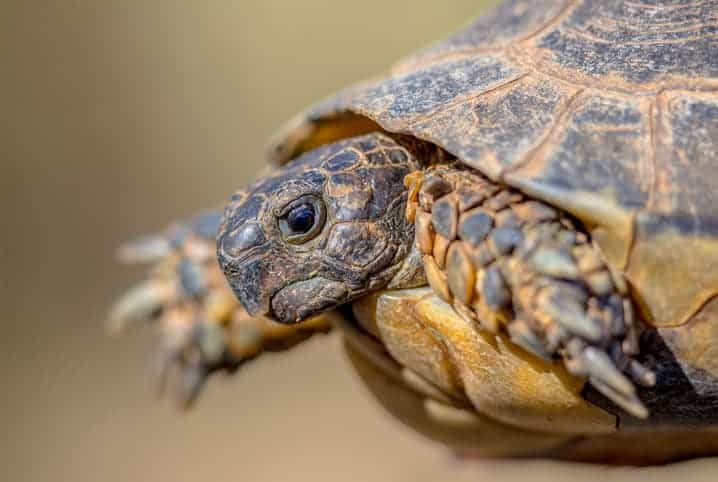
[217,224,274,318]
[217,252,271,317]
[270,277,348,324]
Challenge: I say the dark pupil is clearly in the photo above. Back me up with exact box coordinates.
[287,204,315,233]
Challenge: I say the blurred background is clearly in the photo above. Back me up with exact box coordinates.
[3,1,717,481]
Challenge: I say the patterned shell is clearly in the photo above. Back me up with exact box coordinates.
[268,0,718,372]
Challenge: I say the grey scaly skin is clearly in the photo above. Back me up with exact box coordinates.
[216,132,653,418]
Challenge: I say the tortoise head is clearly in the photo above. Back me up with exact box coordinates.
[217,133,421,323]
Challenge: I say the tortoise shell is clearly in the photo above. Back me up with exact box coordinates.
[110,0,718,465]
[268,0,718,401]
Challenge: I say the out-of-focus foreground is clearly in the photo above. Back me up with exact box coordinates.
[2,1,717,481]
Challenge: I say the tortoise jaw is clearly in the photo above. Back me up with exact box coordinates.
[270,277,348,324]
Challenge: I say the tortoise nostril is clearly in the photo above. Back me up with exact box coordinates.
[221,223,265,258]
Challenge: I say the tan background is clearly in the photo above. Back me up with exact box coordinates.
[3,1,717,481]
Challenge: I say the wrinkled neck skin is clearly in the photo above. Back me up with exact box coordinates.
[217,132,435,324]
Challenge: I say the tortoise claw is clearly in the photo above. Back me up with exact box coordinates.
[589,376,649,420]
[107,280,174,334]
[117,235,172,264]
[506,320,552,361]
[629,359,657,388]
[178,360,207,408]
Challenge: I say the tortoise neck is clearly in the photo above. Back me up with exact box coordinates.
[387,133,454,168]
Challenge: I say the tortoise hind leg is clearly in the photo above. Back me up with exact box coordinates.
[406,166,655,419]
[109,211,331,406]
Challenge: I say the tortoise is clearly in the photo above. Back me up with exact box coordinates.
[110,0,718,465]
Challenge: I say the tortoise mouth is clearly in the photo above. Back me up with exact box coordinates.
[270,277,348,324]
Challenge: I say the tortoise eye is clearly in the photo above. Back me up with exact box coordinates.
[278,196,326,244]
[287,204,315,233]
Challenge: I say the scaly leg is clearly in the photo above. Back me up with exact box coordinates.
[406,165,655,418]
[108,211,330,406]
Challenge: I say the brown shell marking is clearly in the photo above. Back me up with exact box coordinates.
[626,92,718,329]
[269,0,718,331]
[658,296,718,390]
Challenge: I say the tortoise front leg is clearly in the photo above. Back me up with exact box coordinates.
[109,211,331,406]
[406,165,655,418]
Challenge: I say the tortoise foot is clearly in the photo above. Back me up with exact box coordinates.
[407,165,655,418]
[109,211,330,406]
